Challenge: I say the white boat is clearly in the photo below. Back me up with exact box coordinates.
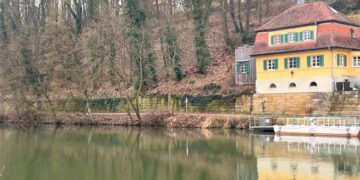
[274,117,360,137]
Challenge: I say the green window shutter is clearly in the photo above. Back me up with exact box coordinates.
[263,60,268,71]
[284,34,288,43]
[246,63,250,72]
[296,57,300,68]
[310,30,314,40]
[279,35,284,44]
[299,32,304,41]
[274,59,279,70]
[337,54,340,66]
[307,56,311,67]
[284,58,288,69]
[320,55,324,67]
[295,33,299,42]
[271,36,275,45]
[344,55,347,67]
[236,63,241,74]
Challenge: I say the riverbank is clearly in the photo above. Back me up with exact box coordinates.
[0,112,251,129]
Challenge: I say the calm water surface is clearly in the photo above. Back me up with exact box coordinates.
[0,126,359,180]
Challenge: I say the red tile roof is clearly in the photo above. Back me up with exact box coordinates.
[252,2,360,56]
[256,2,357,32]
[252,23,360,56]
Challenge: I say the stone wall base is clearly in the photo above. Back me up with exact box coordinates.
[236,91,360,115]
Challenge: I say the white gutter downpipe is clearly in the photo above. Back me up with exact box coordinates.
[330,46,335,92]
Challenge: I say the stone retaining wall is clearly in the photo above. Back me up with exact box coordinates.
[1,92,359,116]
[236,91,360,115]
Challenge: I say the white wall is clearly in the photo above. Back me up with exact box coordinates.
[256,77,334,93]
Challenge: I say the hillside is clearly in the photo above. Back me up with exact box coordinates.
[148,1,360,97]
[0,0,359,100]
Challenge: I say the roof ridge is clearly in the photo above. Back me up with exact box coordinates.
[255,1,357,32]
[256,3,305,31]
[321,3,335,20]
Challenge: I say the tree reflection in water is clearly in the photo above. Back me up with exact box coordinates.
[0,127,359,180]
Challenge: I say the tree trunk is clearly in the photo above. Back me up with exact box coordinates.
[84,90,94,122]
[155,0,160,13]
[221,0,234,51]
[258,0,262,24]
[266,0,270,17]
[245,0,251,33]
[229,0,240,33]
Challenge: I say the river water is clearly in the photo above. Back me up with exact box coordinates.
[0,126,359,180]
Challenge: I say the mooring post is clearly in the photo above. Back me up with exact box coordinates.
[185,97,188,113]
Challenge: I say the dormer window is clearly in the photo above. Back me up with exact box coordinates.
[274,35,281,45]
[303,31,312,41]
[288,33,296,43]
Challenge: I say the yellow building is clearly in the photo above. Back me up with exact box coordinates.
[252,2,360,94]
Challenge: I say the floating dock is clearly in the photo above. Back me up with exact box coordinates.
[249,117,274,133]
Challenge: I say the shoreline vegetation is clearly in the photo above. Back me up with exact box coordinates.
[0,112,250,129]
[0,95,252,129]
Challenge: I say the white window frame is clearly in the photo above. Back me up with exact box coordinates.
[288,57,298,68]
[353,56,360,67]
[239,63,247,73]
[311,55,321,67]
[274,35,281,45]
[338,55,345,67]
[267,59,276,70]
[288,33,296,43]
[303,31,312,41]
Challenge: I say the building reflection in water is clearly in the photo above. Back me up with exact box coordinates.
[251,134,360,180]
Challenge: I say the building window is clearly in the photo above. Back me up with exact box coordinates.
[310,82,318,87]
[268,60,275,70]
[270,83,277,89]
[337,54,347,67]
[236,62,249,74]
[289,83,296,88]
[274,35,281,45]
[288,32,296,43]
[308,55,323,67]
[303,31,312,41]
[353,56,360,67]
[312,56,320,67]
[240,63,248,73]
[286,57,300,69]
[264,59,278,70]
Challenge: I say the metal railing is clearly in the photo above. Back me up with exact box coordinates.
[249,117,274,128]
[284,116,360,126]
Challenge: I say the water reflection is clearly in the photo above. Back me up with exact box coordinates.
[0,126,359,180]
[255,135,360,180]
